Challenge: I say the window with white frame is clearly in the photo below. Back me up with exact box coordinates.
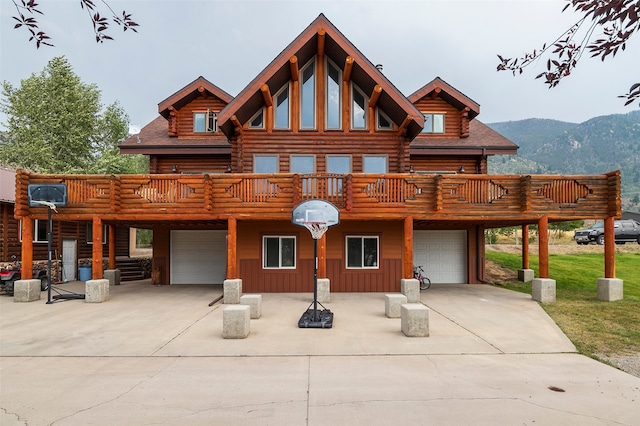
[254,155,279,173]
[351,84,368,129]
[300,59,316,129]
[193,110,217,133]
[263,236,296,268]
[86,223,108,245]
[19,219,48,243]
[249,108,264,129]
[377,109,393,130]
[326,58,342,129]
[422,113,445,134]
[363,155,387,173]
[346,236,379,268]
[274,84,290,129]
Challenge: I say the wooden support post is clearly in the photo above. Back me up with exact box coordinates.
[318,233,327,278]
[404,216,413,279]
[522,224,529,269]
[227,216,237,279]
[92,216,103,279]
[343,56,353,82]
[289,56,299,81]
[108,225,116,269]
[538,216,549,279]
[604,216,616,278]
[21,217,34,279]
[317,28,325,56]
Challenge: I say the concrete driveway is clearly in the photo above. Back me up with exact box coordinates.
[1,281,639,425]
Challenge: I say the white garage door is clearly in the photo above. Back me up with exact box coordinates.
[170,230,227,284]
[413,230,467,284]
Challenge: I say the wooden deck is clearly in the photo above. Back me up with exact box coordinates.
[15,170,621,224]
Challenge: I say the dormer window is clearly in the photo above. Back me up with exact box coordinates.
[249,109,264,129]
[300,59,316,129]
[351,84,368,130]
[274,84,290,129]
[422,113,445,134]
[377,109,393,130]
[194,110,217,133]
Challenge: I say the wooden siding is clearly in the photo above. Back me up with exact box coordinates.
[174,97,228,136]
[15,170,621,225]
[412,97,461,136]
[152,156,231,174]
[411,156,481,174]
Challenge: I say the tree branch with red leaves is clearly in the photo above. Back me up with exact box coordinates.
[11,0,139,48]
[497,0,640,107]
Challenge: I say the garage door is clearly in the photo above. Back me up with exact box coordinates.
[413,230,467,284]
[170,230,227,284]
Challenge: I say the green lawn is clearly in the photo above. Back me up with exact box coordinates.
[486,250,640,358]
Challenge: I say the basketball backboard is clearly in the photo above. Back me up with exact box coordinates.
[292,199,340,227]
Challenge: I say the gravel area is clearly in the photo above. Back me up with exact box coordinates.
[598,354,640,378]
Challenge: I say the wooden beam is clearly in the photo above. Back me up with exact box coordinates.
[21,217,33,279]
[227,216,237,279]
[198,86,207,98]
[522,224,529,269]
[343,56,354,82]
[604,216,616,278]
[317,28,325,56]
[261,84,273,107]
[289,56,299,82]
[230,115,243,135]
[404,216,413,279]
[369,85,382,108]
[397,114,412,136]
[92,216,103,280]
[538,216,549,279]
[430,87,441,99]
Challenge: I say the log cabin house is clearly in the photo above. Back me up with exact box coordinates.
[15,14,621,292]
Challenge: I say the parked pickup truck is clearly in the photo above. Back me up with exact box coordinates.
[574,219,640,245]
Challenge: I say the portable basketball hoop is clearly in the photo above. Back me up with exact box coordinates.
[292,200,340,328]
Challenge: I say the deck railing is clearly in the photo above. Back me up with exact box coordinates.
[15,170,621,222]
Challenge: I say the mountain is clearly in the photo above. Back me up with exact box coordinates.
[487,110,640,210]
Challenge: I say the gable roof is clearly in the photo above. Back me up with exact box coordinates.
[158,76,233,119]
[217,13,425,139]
[409,77,480,120]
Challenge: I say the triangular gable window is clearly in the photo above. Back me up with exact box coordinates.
[249,109,264,129]
[351,84,368,130]
[274,84,290,129]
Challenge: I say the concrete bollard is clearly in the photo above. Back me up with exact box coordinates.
[240,294,262,319]
[317,278,330,303]
[597,278,623,302]
[223,305,250,339]
[223,279,242,304]
[401,303,430,337]
[85,279,110,303]
[13,279,41,303]
[532,278,556,303]
[385,293,407,318]
[518,269,534,283]
[401,278,420,303]
[104,269,121,286]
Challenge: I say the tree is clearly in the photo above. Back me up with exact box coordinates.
[0,56,146,174]
[11,0,138,48]
[497,0,640,107]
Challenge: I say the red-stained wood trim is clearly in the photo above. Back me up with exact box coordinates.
[604,216,615,278]
[538,216,549,279]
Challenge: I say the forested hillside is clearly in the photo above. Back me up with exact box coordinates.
[488,110,640,210]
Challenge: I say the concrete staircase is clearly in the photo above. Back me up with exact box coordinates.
[115,258,146,282]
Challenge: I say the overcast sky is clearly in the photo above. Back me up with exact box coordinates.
[1,0,638,132]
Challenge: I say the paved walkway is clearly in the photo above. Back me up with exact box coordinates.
[1,281,639,425]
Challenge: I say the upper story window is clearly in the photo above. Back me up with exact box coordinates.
[422,113,445,134]
[274,84,290,129]
[377,109,393,130]
[326,59,342,130]
[300,59,316,129]
[249,109,264,129]
[263,236,296,269]
[327,155,351,174]
[290,155,315,174]
[194,110,217,133]
[86,223,108,245]
[254,155,279,173]
[363,155,387,173]
[351,84,368,129]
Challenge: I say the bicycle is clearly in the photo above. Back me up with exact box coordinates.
[413,265,431,290]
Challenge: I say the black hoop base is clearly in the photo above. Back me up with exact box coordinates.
[298,304,334,328]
